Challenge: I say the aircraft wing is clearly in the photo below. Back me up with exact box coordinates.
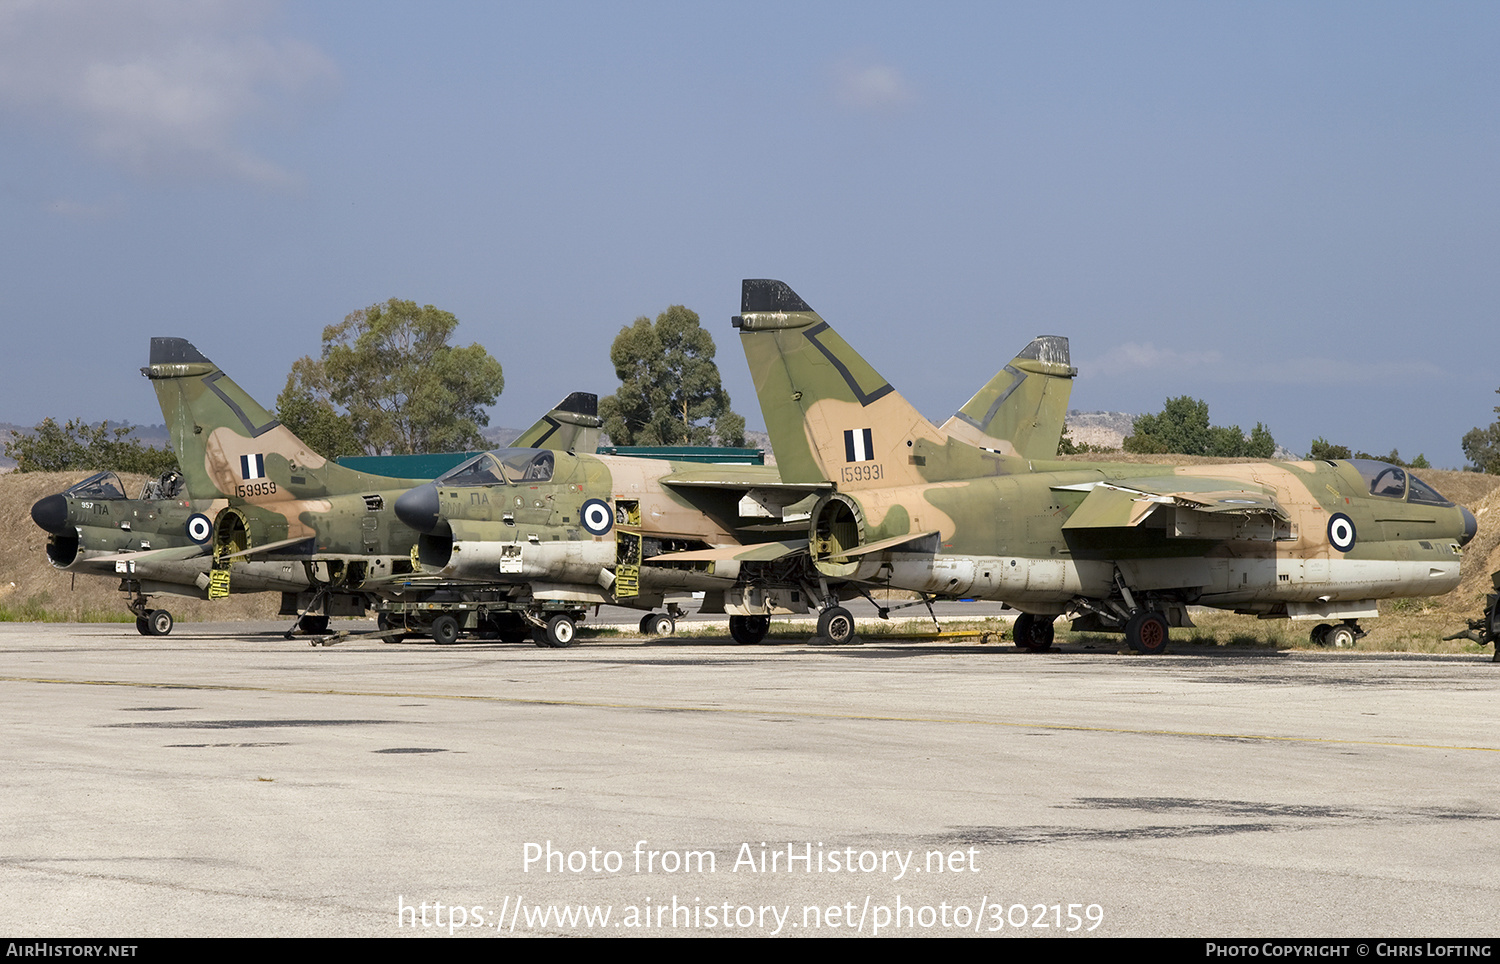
[647,540,810,563]
[660,476,829,506]
[217,536,316,561]
[835,529,941,558]
[1058,477,1286,533]
[90,544,210,564]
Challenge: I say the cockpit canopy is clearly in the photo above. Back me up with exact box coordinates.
[433,448,556,486]
[1347,459,1453,506]
[64,471,126,500]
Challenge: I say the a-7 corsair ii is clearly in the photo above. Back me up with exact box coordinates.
[391,328,1082,644]
[719,279,1476,652]
[28,386,605,636]
[145,336,819,645]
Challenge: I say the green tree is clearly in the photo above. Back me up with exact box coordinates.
[1307,437,1353,461]
[279,299,504,455]
[599,305,745,447]
[1124,396,1210,455]
[1463,389,1500,473]
[1124,397,1276,458]
[275,357,362,459]
[1306,439,1429,468]
[4,418,177,475]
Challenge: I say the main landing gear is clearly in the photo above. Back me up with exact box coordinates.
[1124,610,1170,655]
[637,604,685,638]
[815,606,856,645]
[1012,613,1056,652]
[1067,570,1174,655]
[1310,621,1364,648]
[729,614,771,645]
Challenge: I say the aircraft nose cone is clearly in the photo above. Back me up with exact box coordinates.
[30,494,70,534]
[395,484,441,533]
[1460,505,1478,546]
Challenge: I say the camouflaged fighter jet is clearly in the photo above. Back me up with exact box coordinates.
[391,332,1081,644]
[30,467,313,636]
[145,336,815,645]
[717,279,1477,652]
[30,338,603,637]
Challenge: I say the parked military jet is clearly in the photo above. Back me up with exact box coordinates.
[30,467,314,635]
[30,365,603,636]
[143,336,818,644]
[720,279,1476,652]
[392,332,1080,644]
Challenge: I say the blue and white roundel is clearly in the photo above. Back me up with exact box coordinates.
[580,499,613,536]
[1327,513,1356,553]
[185,513,214,545]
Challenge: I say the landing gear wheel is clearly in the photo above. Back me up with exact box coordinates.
[816,606,856,645]
[1486,598,1500,642]
[144,609,174,637]
[646,613,675,637]
[135,616,150,636]
[1124,610,1169,655]
[729,614,770,645]
[1012,613,1055,652]
[430,614,461,646]
[1310,623,1333,646]
[297,614,329,635]
[1326,624,1357,648]
[534,614,577,648]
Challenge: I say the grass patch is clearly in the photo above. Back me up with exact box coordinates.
[0,594,135,623]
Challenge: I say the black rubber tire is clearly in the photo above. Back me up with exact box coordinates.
[147,609,174,637]
[430,614,461,645]
[1124,610,1169,655]
[1013,613,1055,652]
[816,606,856,645]
[1327,624,1357,648]
[729,614,770,645]
[534,614,577,648]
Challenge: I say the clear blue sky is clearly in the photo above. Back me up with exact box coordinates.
[2,1,1496,467]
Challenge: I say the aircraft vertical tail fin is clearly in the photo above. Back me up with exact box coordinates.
[940,335,1076,459]
[512,391,602,453]
[143,337,393,501]
[735,280,1017,488]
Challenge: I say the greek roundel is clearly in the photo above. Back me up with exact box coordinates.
[186,513,214,545]
[1327,513,1356,553]
[580,498,613,536]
